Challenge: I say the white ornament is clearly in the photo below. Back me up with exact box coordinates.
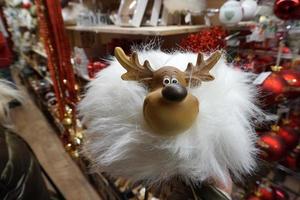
[241,0,258,20]
[219,0,243,26]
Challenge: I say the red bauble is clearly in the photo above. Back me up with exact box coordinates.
[277,126,299,150]
[280,70,300,87]
[274,0,300,20]
[260,73,288,105]
[258,133,287,162]
[257,185,274,200]
[279,70,300,97]
[272,186,289,200]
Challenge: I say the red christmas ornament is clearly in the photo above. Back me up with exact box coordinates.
[274,0,300,20]
[257,184,274,200]
[277,126,299,150]
[281,47,291,54]
[279,70,300,97]
[272,186,289,200]
[259,73,288,105]
[35,0,78,134]
[257,133,287,162]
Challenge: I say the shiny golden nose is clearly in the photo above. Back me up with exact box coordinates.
[162,84,187,102]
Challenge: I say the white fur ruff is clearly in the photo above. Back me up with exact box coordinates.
[79,50,262,185]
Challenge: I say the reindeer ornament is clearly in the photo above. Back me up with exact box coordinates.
[115,47,221,136]
[79,47,263,193]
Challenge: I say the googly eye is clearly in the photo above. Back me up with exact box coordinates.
[171,78,178,84]
[163,77,171,86]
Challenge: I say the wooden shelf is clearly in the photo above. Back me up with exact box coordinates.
[66,25,208,36]
[227,21,257,30]
[11,71,101,200]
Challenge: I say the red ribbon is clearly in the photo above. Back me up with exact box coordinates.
[35,0,77,126]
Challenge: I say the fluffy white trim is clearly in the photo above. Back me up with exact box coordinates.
[79,50,263,185]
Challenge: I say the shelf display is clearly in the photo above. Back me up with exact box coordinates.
[35,0,84,159]
[62,0,300,199]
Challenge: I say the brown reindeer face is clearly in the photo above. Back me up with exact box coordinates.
[115,47,221,136]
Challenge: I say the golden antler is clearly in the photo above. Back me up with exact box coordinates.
[185,51,221,87]
[114,47,154,81]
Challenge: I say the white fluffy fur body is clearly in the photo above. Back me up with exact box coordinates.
[79,50,262,185]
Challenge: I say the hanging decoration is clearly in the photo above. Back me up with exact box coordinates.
[219,0,243,25]
[275,125,299,150]
[258,72,288,106]
[241,0,258,20]
[257,132,287,162]
[274,0,300,20]
[35,0,80,155]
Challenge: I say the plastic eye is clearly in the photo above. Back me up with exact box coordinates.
[171,78,178,84]
[163,77,171,86]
